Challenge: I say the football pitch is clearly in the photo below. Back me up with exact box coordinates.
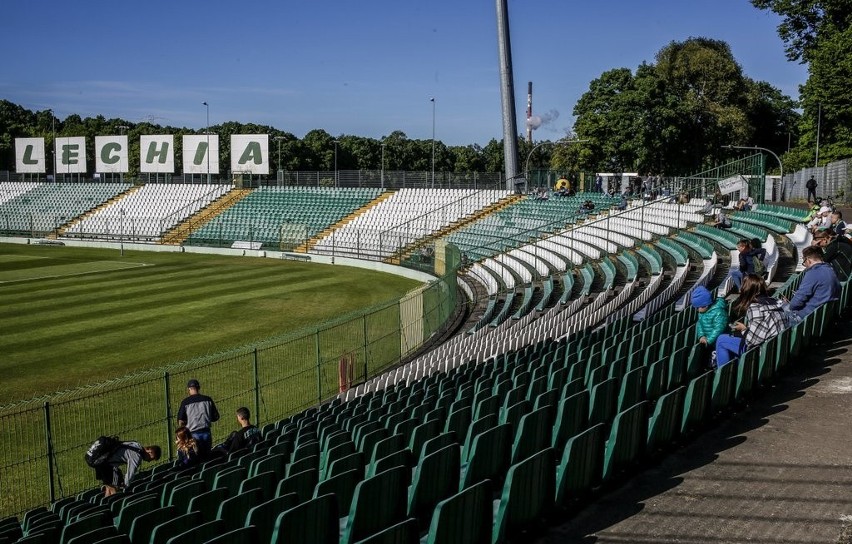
[0,243,419,404]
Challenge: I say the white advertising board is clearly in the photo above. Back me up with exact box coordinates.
[183,135,220,174]
[140,135,175,173]
[15,137,45,173]
[95,135,128,173]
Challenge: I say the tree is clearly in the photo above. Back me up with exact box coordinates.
[753,1,852,169]
[571,38,798,176]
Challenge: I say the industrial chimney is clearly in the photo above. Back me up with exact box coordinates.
[526,81,533,143]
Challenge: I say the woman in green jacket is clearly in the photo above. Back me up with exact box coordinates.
[691,285,728,348]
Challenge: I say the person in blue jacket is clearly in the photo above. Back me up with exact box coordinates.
[691,286,728,349]
[789,246,840,318]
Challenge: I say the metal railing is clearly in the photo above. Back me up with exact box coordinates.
[780,158,851,203]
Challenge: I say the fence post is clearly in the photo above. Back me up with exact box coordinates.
[43,401,56,504]
[315,331,323,406]
[164,372,174,461]
[253,348,261,425]
[363,314,369,382]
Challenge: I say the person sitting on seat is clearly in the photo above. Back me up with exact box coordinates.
[788,246,841,319]
[730,239,767,290]
[691,285,729,366]
[807,206,833,233]
[175,426,202,470]
[714,274,786,368]
[812,229,852,281]
[213,406,262,456]
[713,210,731,229]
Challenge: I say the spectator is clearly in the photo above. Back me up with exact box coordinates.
[691,285,729,364]
[730,239,766,290]
[788,246,840,319]
[177,379,220,458]
[95,441,161,496]
[806,175,817,203]
[714,274,786,368]
[830,210,847,237]
[214,406,262,456]
[807,206,832,233]
[699,198,714,215]
[175,426,201,470]
[812,229,852,281]
[713,210,731,229]
[615,193,627,211]
[594,175,603,193]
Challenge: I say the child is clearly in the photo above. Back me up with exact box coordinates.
[692,286,728,349]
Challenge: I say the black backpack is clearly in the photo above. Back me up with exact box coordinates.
[85,436,129,467]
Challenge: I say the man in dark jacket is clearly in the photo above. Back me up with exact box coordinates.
[214,406,262,455]
[177,379,220,457]
[812,229,852,281]
[730,239,766,290]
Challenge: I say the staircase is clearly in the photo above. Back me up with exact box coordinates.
[293,191,397,253]
[160,188,252,245]
[52,185,142,238]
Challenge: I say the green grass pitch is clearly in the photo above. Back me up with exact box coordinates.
[0,243,420,404]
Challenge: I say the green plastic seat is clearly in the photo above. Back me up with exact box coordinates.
[116,495,159,534]
[239,470,276,502]
[341,465,409,544]
[201,525,258,544]
[555,423,605,507]
[216,488,263,532]
[602,401,648,483]
[270,493,338,544]
[148,511,202,544]
[66,525,118,544]
[711,362,737,414]
[187,488,229,522]
[588,377,618,428]
[276,468,318,503]
[492,447,556,544]
[249,453,286,480]
[167,479,206,512]
[681,370,714,436]
[286,454,319,478]
[212,466,247,494]
[128,506,176,544]
[461,414,498,462]
[511,406,553,464]
[551,390,589,452]
[59,510,111,544]
[646,386,685,456]
[245,493,299,544]
[328,452,366,480]
[407,444,460,527]
[313,468,360,514]
[459,423,511,491]
[423,480,492,544]
[350,518,419,544]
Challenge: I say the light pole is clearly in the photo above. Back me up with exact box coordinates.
[117,125,129,183]
[48,109,55,183]
[202,101,210,184]
[381,143,386,188]
[815,102,821,168]
[524,139,587,194]
[334,140,339,187]
[274,136,285,184]
[430,98,436,189]
[723,145,783,201]
[119,208,125,257]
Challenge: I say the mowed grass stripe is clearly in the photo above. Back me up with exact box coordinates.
[2,271,359,341]
[0,260,147,283]
[0,243,419,402]
[0,265,322,319]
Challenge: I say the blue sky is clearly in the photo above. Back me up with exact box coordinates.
[1,0,806,146]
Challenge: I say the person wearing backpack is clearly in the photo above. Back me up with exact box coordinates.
[806,175,818,203]
[730,239,766,290]
[85,437,161,496]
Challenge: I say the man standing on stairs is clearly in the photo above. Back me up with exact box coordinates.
[177,379,220,458]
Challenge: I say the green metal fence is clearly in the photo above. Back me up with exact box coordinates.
[0,244,460,518]
[675,153,766,204]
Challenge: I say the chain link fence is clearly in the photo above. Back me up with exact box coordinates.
[780,158,851,203]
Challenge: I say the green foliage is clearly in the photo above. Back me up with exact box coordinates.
[571,37,799,175]
[754,1,852,170]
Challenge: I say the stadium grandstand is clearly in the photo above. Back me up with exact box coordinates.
[0,155,848,543]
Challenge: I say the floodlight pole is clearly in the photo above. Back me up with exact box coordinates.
[430,97,436,189]
[381,143,386,188]
[723,144,783,201]
[274,136,285,184]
